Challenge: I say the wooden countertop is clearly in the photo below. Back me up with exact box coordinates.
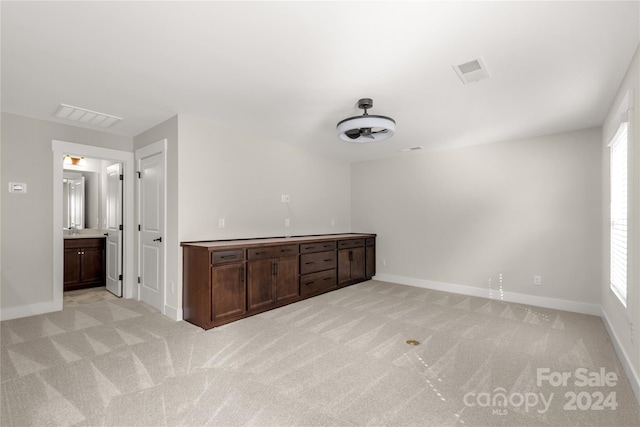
[181,233,375,250]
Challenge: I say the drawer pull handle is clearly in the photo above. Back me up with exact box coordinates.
[324,259,333,262]
[324,278,332,281]
[304,246,315,250]
[221,255,236,259]
[255,251,268,255]
[305,261,316,265]
[305,281,315,286]
[281,249,292,252]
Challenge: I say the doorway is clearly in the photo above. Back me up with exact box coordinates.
[52,141,134,311]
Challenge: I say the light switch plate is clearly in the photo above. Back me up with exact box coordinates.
[8,182,27,193]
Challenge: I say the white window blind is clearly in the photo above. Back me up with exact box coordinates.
[609,120,628,306]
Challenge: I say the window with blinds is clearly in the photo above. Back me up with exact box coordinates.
[609,120,628,306]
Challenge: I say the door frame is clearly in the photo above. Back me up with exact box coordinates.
[135,139,167,314]
[52,140,135,309]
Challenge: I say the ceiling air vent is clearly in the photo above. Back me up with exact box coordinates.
[54,104,122,128]
[453,56,490,84]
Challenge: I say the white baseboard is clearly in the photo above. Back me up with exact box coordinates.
[164,304,182,321]
[0,300,61,321]
[373,273,601,316]
[600,308,640,405]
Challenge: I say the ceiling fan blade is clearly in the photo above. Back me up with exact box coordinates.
[360,127,375,138]
[371,129,388,134]
[345,129,361,139]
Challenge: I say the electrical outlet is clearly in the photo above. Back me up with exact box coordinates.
[533,275,542,286]
[218,218,225,228]
[281,194,290,203]
[285,218,290,227]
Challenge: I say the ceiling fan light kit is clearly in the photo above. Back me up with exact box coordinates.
[337,98,396,143]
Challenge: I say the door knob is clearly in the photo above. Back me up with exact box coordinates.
[153,237,162,242]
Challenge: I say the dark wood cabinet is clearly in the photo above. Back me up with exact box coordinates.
[183,247,246,328]
[275,256,299,302]
[247,259,276,310]
[247,245,299,310]
[211,261,246,322]
[300,243,337,297]
[64,238,105,291]
[182,234,375,329]
[337,239,365,286]
[366,237,376,278]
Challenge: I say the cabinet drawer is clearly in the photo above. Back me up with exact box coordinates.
[300,241,337,254]
[300,250,336,274]
[300,269,336,297]
[64,237,105,249]
[337,239,365,249]
[212,249,244,265]
[366,238,375,246]
[248,244,298,261]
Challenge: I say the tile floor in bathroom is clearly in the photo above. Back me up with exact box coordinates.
[63,286,119,308]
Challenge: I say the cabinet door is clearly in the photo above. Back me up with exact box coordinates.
[366,245,376,278]
[338,249,350,285]
[247,260,276,311]
[275,256,299,303]
[350,247,365,281]
[338,248,365,285]
[64,249,81,287]
[211,262,246,322]
[81,247,105,284]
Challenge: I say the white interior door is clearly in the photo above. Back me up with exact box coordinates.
[138,151,164,311]
[105,163,123,297]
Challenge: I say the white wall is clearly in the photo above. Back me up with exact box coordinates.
[352,128,602,310]
[601,45,640,397]
[1,113,132,317]
[177,115,351,241]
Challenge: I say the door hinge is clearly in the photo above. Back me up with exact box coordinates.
[138,224,141,231]
[119,224,123,231]
[119,174,123,181]
[137,171,141,179]
[137,276,141,284]
[119,274,123,281]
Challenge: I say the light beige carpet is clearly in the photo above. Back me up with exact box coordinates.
[1,280,639,426]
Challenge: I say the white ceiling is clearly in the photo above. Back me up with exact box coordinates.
[2,1,639,162]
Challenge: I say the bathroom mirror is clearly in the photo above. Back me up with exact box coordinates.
[63,171,100,229]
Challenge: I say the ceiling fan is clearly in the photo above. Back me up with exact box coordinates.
[336,98,396,143]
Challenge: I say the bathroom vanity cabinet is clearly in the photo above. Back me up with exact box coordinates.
[63,237,106,291]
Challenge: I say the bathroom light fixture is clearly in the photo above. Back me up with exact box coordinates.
[63,155,87,166]
[337,98,396,143]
